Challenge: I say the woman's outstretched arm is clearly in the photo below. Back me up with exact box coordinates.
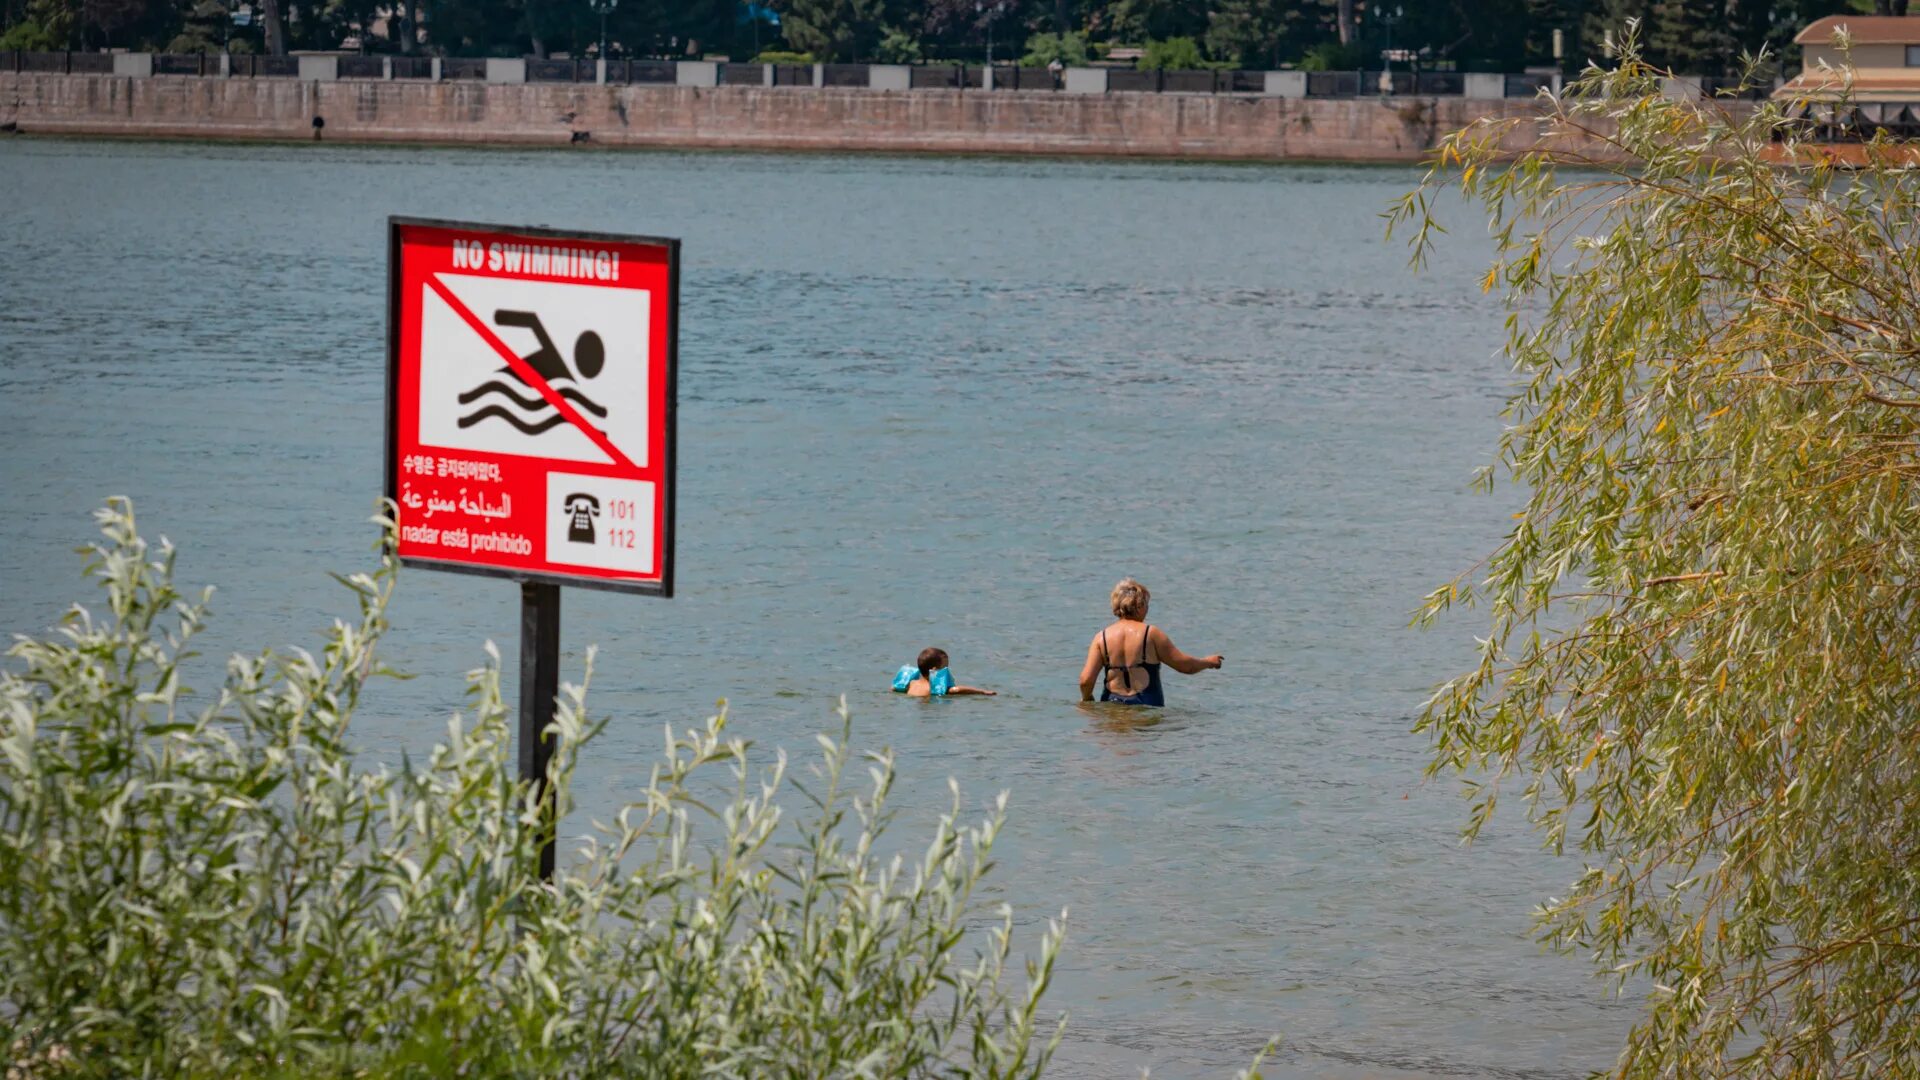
[947,685,997,696]
[1150,626,1223,675]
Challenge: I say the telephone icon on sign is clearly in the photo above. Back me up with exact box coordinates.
[564,493,600,544]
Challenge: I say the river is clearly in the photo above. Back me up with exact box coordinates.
[0,138,1633,1078]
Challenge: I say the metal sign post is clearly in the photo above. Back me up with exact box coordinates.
[518,581,562,878]
[386,217,678,879]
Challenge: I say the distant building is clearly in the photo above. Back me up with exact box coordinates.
[1774,15,1920,132]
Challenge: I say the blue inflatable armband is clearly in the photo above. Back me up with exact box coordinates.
[891,664,955,696]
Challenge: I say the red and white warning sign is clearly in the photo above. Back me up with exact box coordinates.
[386,218,677,594]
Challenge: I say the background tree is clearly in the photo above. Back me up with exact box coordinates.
[1137,32,1203,66]
[1019,27,1086,63]
[1649,0,1737,73]
[1103,0,1206,42]
[1204,0,1295,68]
[164,0,228,50]
[781,0,888,59]
[79,0,146,49]
[260,0,286,53]
[1391,36,1920,1077]
[916,0,1040,59]
[0,0,72,48]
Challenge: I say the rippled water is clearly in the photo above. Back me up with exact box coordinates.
[0,138,1634,1078]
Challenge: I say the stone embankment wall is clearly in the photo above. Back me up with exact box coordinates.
[0,72,1572,162]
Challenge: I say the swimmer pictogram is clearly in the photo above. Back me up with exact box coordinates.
[458,310,609,435]
[417,271,647,471]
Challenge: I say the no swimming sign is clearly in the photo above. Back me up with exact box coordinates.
[385,218,678,595]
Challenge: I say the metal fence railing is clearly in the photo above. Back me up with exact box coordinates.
[225,54,296,76]
[16,50,72,72]
[909,64,961,89]
[1168,70,1225,93]
[1365,71,1413,94]
[625,59,676,83]
[1,51,1704,102]
[996,66,1058,90]
[821,63,867,87]
[528,57,595,82]
[1505,73,1551,97]
[1306,70,1362,97]
[155,53,210,75]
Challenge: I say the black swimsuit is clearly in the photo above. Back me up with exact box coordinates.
[1100,625,1164,707]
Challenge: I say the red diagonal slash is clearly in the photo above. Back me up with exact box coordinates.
[426,273,638,473]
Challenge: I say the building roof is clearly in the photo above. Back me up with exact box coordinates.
[1774,69,1920,102]
[1796,15,1920,46]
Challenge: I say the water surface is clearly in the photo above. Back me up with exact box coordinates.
[0,138,1631,1078]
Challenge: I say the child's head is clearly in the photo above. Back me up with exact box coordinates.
[916,647,949,679]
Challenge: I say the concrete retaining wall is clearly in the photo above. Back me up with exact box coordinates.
[0,71,1581,162]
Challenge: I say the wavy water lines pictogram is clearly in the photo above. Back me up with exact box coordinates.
[456,308,608,434]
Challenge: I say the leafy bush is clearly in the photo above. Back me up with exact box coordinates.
[1019,31,1087,68]
[1138,36,1206,71]
[0,501,1070,1077]
[1296,41,1361,71]
[752,49,813,64]
[1392,33,1920,1078]
[875,24,921,63]
[0,18,62,50]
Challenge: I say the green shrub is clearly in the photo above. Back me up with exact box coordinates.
[1019,31,1088,68]
[1296,41,1362,71]
[163,32,219,53]
[875,25,921,63]
[753,49,814,64]
[0,19,62,50]
[0,500,1069,1077]
[1139,36,1205,71]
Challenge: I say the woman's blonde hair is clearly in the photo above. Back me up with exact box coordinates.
[1110,578,1150,620]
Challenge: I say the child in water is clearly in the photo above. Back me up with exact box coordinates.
[892,647,997,698]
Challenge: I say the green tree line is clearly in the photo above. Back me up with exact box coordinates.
[0,0,1894,70]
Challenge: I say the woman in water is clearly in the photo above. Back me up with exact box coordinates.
[1077,579,1222,706]
[893,647,997,698]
